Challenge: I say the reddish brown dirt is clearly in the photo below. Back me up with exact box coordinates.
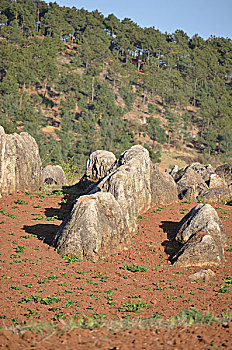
[0,190,231,349]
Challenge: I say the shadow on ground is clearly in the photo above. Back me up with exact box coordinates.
[23,223,59,246]
[160,220,182,262]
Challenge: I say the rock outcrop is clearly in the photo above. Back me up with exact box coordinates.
[53,192,130,261]
[85,150,116,182]
[90,145,153,232]
[151,165,178,205]
[42,165,66,186]
[0,127,42,196]
[172,203,228,267]
[54,145,178,260]
[170,162,232,203]
[215,163,232,186]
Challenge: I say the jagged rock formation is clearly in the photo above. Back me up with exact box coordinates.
[53,192,130,261]
[42,165,66,185]
[172,204,228,267]
[85,150,116,182]
[0,126,42,196]
[215,163,232,186]
[169,162,232,203]
[90,145,153,232]
[54,145,178,260]
[151,165,178,205]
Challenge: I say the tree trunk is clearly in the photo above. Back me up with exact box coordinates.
[193,77,198,107]
[43,78,47,102]
[36,8,39,33]
[143,88,147,113]
[91,76,95,102]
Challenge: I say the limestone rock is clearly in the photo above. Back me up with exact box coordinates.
[208,174,228,189]
[85,150,116,182]
[186,163,215,182]
[90,145,153,233]
[54,144,178,261]
[0,127,42,196]
[176,203,228,246]
[189,269,215,281]
[215,163,232,186]
[197,188,232,204]
[176,167,208,200]
[53,192,130,261]
[173,231,225,267]
[88,145,178,233]
[173,204,228,267]
[42,165,66,186]
[151,165,178,205]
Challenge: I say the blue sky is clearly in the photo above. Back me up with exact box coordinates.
[45,0,232,39]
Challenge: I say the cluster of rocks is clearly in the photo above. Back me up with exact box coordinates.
[53,145,178,260]
[0,126,229,267]
[172,203,228,267]
[166,162,232,203]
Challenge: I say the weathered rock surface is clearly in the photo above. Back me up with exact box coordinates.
[85,150,116,182]
[176,167,208,201]
[173,231,225,267]
[42,165,66,186]
[151,165,178,205]
[215,163,232,186]
[197,187,232,204]
[172,162,232,203]
[0,127,42,196]
[189,269,215,281]
[172,204,228,267]
[176,203,228,246]
[53,192,130,260]
[89,145,153,233]
[54,145,178,261]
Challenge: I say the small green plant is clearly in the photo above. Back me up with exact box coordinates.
[63,254,82,263]
[214,285,231,295]
[32,214,44,220]
[60,198,68,204]
[123,264,148,272]
[14,199,28,205]
[15,245,26,253]
[25,309,40,318]
[118,299,151,313]
[46,215,59,221]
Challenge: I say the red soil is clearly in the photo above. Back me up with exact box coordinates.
[0,190,231,349]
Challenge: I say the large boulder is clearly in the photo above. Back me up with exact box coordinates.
[42,165,66,186]
[89,145,153,233]
[53,192,130,261]
[172,204,228,267]
[215,164,232,187]
[176,167,208,201]
[151,165,178,205]
[0,127,42,196]
[85,150,116,182]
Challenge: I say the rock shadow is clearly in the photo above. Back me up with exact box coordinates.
[23,224,59,246]
[160,220,182,261]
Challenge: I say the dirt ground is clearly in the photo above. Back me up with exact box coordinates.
[0,189,231,349]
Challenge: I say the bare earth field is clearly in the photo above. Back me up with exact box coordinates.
[0,189,231,349]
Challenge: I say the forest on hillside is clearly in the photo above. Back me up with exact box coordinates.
[0,0,231,174]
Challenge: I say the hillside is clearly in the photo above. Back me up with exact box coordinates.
[0,0,232,177]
